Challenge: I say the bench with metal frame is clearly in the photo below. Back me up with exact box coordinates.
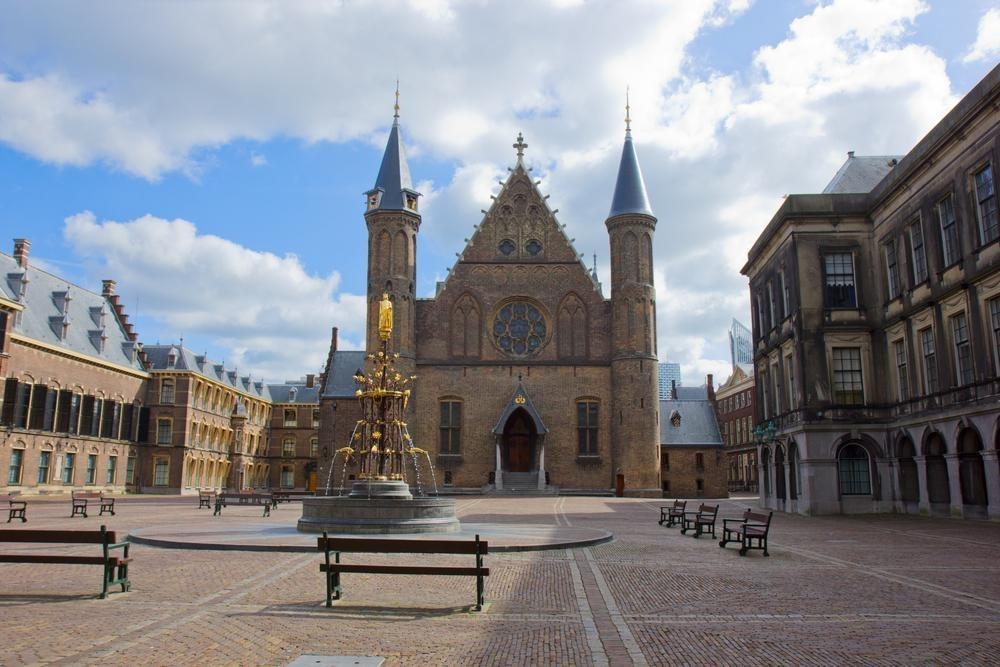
[2,495,26,523]
[270,490,315,503]
[0,525,131,598]
[317,534,489,611]
[681,503,719,538]
[213,491,273,517]
[71,491,115,518]
[658,499,686,527]
[197,489,216,509]
[719,508,773,556]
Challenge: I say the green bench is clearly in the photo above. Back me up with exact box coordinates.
[0,525,132,598]
[213,491,273,517]
[2,494,26,523]
[318,534,489,611]
[71,491,116,518]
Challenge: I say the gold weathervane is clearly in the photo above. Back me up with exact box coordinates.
[378,292,393,341]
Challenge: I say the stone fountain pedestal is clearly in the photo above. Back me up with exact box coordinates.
[297,480,460,534]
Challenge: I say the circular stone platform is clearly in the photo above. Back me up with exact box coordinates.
[128,521,612,553]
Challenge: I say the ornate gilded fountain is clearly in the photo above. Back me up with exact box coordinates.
[297,294,459,534]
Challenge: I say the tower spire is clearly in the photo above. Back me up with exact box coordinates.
[366,82,419,213]
[608,95,652,219]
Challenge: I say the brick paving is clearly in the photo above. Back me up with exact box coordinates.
[1,496,999,665]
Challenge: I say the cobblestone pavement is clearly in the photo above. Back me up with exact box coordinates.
[1,495,999,666]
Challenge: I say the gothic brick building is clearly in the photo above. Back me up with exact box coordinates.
[318,110,669,497]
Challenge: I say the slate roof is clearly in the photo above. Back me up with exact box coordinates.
[822,154,902,194]
[608,130,654,218]
[321,350,367,398]
[143,344,271,400]
[0,252,145,372]
[368,117,418,211]
[675,386,709,401]
[268,382,320,404]
[659,398,722,447]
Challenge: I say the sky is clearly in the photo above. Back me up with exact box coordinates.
[0,0,997,384]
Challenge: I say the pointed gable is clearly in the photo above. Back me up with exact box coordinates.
[492,381,548,434]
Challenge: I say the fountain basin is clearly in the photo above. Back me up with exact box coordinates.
[297,495,460,534]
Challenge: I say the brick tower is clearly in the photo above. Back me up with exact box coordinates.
[364,89,421,376]
[606,103,661,495]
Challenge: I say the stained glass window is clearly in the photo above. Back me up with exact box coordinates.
[498,239,515,256]
[493,301,547,356]
[525,239,542,256]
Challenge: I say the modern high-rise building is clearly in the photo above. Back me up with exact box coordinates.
[728,318,752,373]
[657,362,682,399]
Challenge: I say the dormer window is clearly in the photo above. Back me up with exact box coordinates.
[367,191,382,210]
[670,411,681,428]
[167,352,177,367]
[405,194,418,211]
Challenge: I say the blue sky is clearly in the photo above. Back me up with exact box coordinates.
[1,0,997,382]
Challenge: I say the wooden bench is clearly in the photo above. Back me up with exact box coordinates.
[681,503,719,538]
[2,495,27,523]
[719,509,773,556]
[71,491,115,518]
[271,490,315,503]
[213,492,273,517]
[0,525,132,598]
[658,500,686,527]
[318,534,489,611]
[197,489,216,509]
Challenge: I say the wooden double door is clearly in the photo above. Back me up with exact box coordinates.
[503,410,536,473]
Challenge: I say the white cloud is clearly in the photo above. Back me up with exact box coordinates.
[249,151,267,167]
[964,7,1000,63]
[63,212,366,381]
[0,0,970,382]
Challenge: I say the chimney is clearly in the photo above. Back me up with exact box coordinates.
[306,374,315,388]
[102,279,116,297]
[13,238,30,268]
[330,326,339,353]
[671,380,677,400]
[706,374,716,401]
[847,150,854,159]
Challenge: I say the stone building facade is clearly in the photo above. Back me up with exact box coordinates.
[714,365,758,493]
[742,64,1000,518]
[267,378,320,492]
[319,114,665,496]
[0,241,147,495]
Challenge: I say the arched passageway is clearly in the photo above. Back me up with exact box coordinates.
[957,428,987,507]
[925,433,950,506]
[897,437,919,503]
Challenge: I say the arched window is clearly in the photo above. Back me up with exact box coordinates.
[838,443,871,496]
[622,231,638,283]
[451,294,481,358]
[558,294,587,359]
[925,433,950,504]
[957,427,987,506]
[393,231,408,276]
[897,437,919,503]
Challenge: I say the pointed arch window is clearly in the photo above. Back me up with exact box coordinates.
[558,295,587,359]
[451,294,481,358]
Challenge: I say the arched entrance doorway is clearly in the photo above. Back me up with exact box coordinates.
[957,427,987,507]
[925,433,950,507]
[503,408,537,472]
[897,437,919,504]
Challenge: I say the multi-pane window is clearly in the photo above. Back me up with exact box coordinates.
[439,401,462,454]
[951,312,973,386]
[991,299,1000,373]
[831,347,864,405]
[771,363,781,415]
[7,448,23,484]
[884,239,900,300]
[577,400,599,455]
[106,456,117,485]
[937,195,960,266]
[282,438,296,457]
[974,164,998,244]
[85,454,97,484]
[310,437,319,458]
[62,453,75,484]
[160,379,175,404]
[312,409,320,428]
[767,282,776,329]
[919,328,938,394]
[68,393,80,434]
[755,294,765,338]
[37,451,51,484]
[893,340,909,402]
[780,269,790,319]
[824,253,857,308]
[156,418,172,445]
[785,355,796,410]
[153,457,169,486]
[13,382,30,428]
[283,409,297,427]
[909,221,927,284]
[281,465,294,488]
[838,444,871,496]
[125,453,136,485]
[42,388,57,431]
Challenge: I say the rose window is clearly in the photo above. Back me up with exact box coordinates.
[493,301,547,356]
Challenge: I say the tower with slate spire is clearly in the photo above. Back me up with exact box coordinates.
[606,95,661,495]
[364,86,420,366]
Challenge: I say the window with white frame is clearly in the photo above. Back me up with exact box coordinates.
[936,194,961,266]
[153,457,169,486]
[310,437,319,457]
[37,450,51,484]
[62,452,75,484]
[785,354,796,410]
[951,312,973,386]
[770,362,781,415]
[282,438,296,457]
[768,282,776,328]
[283,408,297,427]
[160,378,175,404]
[7,448,23,484]
[156,418,172,445]
[312,409,320,428]
[106,456,117,484]
[974,164,998,244]
[85,454,97,484]
[824,253,857,308]
[884,239,900,300]
[831,347,864,405]
[281,465,294,488]
[919,327,938,394]
[838,444,871,496]
[780,269,790,319]
[909,221,927,284]
[893,339,908,402]
[126,452,136,485]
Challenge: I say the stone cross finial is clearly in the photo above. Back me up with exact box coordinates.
[393,79,400,120]
[625,85,631,133]
[513,132,527,159]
